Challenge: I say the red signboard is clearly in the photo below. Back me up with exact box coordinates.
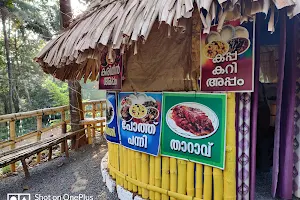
[200,19,254,92]
[99,49,122,90]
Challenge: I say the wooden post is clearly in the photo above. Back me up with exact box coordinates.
[21,158,30,178]
[195,164,203,198]
[131,150,137,192]
[37,115,42,163]
[177,159,187,195]
[141,154,149,199]
[48,147,53,161]
[92,103,96,137]
[9,120,16,172]
[61,110,66,153]
[87,124,92,144]
[154,155,162,200]
[204,166,212,200]
[187,162,195,197]
[100,102,104,135]
[149,156,155,199]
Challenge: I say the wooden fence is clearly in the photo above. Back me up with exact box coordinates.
[107,94,236,200]
[0,99,106,172]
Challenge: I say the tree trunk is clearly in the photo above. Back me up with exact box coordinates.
[60,0,86,148]
[13,31,20,113]
[1,11,13,114]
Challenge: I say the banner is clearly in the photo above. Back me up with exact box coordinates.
[105,92,120,143]
[200,20,254,92]
[99,49,122,90]
[118,92,162,156]
[161,92,227,169]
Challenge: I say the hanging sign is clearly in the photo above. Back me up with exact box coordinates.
[200,20,254,92]
[105,92,120,143]
[118,92,162,156]
[99,49,122,90]
[161,92,227,169]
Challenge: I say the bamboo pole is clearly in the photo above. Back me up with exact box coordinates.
[155,155,161,200]
[107,143,111,175]
[195,164,203,198]
[111,143,116,179]
[131,150,138,192]
[119,145,124,187]
[204,166,212,200]
[123,147,128,189]
[136,152,142,195]
[178,159,187,195]
[116,144,120,186]
[127,149,133,191]
[149,155,155,199]
[36,115,42,163]
[162,157,170,200]
[87,125,92,144]
[170,158,177,200]
[224,93,236,200]
[213,168,223,200]
[187,162,195,197]
[9,120,16,172]
[141,153,149,199]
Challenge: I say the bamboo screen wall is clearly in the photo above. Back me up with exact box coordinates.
[107,93,236,200]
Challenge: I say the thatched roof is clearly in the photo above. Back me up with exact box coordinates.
[35,0,300,81]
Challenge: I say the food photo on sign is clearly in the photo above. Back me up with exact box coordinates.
[105,92,120,143]
[118,92,162,156]
[161,92,227,169]
[200,19,254,92]
[99,48,123,90]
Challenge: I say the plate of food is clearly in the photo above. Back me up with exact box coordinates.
[204,40,229,59]
[228,37,250,55]
[166,102,219,139]
[106,100,114,124]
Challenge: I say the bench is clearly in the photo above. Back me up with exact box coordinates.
[0,129,84,178]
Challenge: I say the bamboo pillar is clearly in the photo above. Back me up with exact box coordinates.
[116,144,120,186]
[136,152,142,195]
[162,157,170,200]
[128,149,133,191]
[36,115,42,163]
[213,168,223,200]
[204,166,212,200]
[87,124,92,144]
[155,155,162,200]
[119,145,124,187]
[187,162,195,197]
[131,150,138,192]
[195,164,203,198]
[149,156,155,199]
[108,143,112,175]
[141,154,149,198]
[178,159,187,195]
[61,110,67,153]
[111,143,116,179]
[224,93,236,200]
[9,120,16,172]
[170,158,177,200]
[123,147,128,189]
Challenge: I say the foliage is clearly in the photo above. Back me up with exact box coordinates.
[42,78,69,106]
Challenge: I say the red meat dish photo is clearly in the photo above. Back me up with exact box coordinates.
[171,105,214,136]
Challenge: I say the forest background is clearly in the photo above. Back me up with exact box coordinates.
[0,0,105,140]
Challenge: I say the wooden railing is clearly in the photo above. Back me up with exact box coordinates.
[0,99,106,172]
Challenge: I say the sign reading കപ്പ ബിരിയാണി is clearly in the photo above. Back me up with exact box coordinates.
[105,91,120,143]
[160,92,227,169]
[118,92,163,156]
[200,19,254,92]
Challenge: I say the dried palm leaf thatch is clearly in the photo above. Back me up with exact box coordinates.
[35,0,300,81]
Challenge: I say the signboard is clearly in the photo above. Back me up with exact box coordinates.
[99,49,122,90]
[105,92,120,143]
[118,92,162,156]
[200,20,254,92]
[161,92,227,169]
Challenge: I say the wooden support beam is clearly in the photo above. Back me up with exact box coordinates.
[48,147,53,161]
[21,158,30,178]
[9,120,16,172]
[36,115,42,163]
[64,139,69,158]
[61,110,66,153]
